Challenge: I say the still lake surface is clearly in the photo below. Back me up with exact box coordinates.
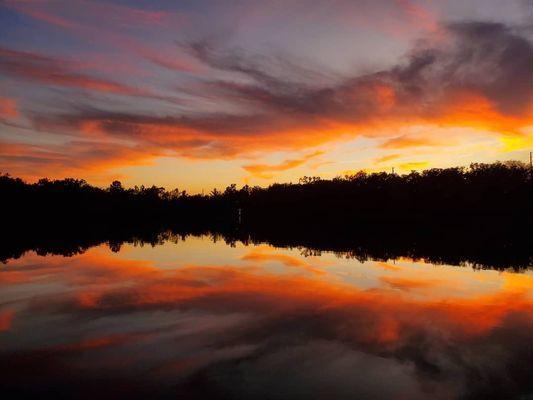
[1,235,532,399]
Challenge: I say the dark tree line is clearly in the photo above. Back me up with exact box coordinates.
[1,161,531,269]
[2,160,532,227]
[238,161,531,224]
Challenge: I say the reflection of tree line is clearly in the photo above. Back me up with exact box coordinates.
[1,161,531,269]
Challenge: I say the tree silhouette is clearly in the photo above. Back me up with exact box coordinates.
[1,161,531,268]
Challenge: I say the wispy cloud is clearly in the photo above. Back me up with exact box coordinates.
[5,0,199,74]
[0,139,157,183]
[0,47,143,95]
[381,135,442,149]
[380,275,441,291]
[243,151,324,179]
[374,154,401,164]
[0,96,19,119]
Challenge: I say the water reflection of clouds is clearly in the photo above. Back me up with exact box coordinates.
[1,241,532,399]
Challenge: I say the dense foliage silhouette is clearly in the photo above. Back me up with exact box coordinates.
[1,161,531,268]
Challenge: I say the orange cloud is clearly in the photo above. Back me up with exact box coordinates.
[428,89,529,134]
[0,310,14,332]
[48,332,150,353]
[0,251,157,287]
[374,154,401,164]
[0,96,18,119]
[0,139,158,183]
[243,250,308,267]
[243,151,324,179]
[242,248,326,275]
[380,275,441,291]
[374,261,402,272]
[381,135,443,149]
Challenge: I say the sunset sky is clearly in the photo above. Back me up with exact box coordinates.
[1,0,532,192]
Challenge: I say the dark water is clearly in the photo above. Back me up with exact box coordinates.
[1,235,532,399]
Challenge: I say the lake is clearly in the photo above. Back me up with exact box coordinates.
[1,234,532,399]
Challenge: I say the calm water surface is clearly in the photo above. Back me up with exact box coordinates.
[1,236,532,399]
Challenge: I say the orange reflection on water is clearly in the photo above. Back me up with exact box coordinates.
[1,240,532,399]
